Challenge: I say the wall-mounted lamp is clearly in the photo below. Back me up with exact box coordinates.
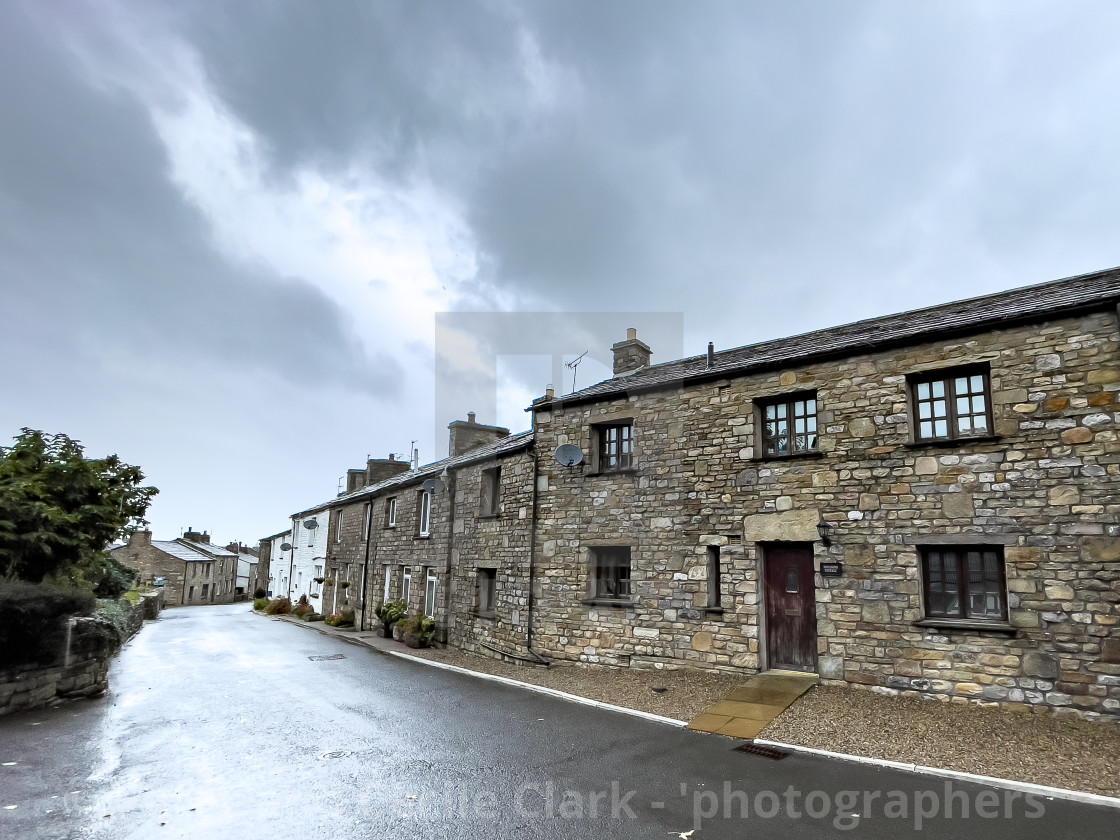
[816,516,833,546]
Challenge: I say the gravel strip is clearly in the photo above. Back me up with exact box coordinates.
[403,646,744,721]
[762,685,1120,797]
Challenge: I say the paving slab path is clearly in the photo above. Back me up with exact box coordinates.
[687,671,819,739]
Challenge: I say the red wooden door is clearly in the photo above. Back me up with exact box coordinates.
[764,544,817,672]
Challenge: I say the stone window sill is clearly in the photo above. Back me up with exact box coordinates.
[703,606,725,616]
[470,611,497,621]
[477,513,501,520]
[913,617,1016,634]
[580,598,636,608]
[903,434,1003,450]
[588,468,638,478]
[413,535,431,541]
[751,451,824,464]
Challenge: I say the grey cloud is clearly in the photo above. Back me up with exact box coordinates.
[0,2,400,399]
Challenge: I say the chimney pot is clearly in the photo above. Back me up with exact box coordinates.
[626,327,637,340]
[467,411,476,424]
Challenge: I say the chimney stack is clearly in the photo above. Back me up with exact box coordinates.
[611,327,652,376]
[129,530,152,548]
[448,412,509,457]
[366,454,411,485]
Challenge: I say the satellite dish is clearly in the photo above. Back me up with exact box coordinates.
[553,444,585,467]
[304,518,318,529]
[280,542,292,552]
[422,477,445,494]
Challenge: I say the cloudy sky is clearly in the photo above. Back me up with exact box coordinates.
[2,1,1119,546]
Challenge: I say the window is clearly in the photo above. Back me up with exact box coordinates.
[383,565,392,603]
[202,583,209,598]
[359,564,367,603]
[336,511,344,542]
[424,568,437,618]
[921,546,1007,621]
[707,546,721,608]
[910,367,991,442]
[591,547,632,600]
[192,564,198,579]
[759,393,817,456]
[188,586,195,601]
[479,467,501,516]
[598,423,633,471]
[418,491,431,537]
[387,498,398,528]
[477,568,497,616]
[315,565,323,591]
[363,503,372,540]
[307,523,315,546]
[401,566,412,606]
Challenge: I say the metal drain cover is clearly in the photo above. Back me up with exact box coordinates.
[308,654,346,661]
[319,750,353,760]
[733,742,791,760]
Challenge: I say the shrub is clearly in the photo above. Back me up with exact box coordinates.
[252,597,270,611]
[96,598,134,642]
[0,581,96,668]
[324,613,340,627]
[253,588,266,600]
[292,600,314,618]
[80,554,139,599]
[338,607,355,626]
[396,615,436,648]
[265,597,292,615]
[374,599,406,634]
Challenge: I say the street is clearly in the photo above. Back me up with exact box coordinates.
[1,604,1115,839]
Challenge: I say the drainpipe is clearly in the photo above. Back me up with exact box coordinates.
[359,499,375,632]
[443,468,456,646]
[525,443,549,665]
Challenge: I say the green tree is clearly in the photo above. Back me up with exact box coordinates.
[0,429,158,584]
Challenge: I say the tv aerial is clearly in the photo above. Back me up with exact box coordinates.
[565,350,589,394]
[553,444,585,468]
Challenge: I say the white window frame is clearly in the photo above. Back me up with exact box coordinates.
[362,503,371,540]
[388,498,398,528]
[419,491,431,537]
[401,566,412,606]
[424,567,437,618]
[336,511,344,543]
[383,565,392,603]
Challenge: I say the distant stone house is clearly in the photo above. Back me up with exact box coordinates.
[313,266,1120,721]
[113,529,239,606]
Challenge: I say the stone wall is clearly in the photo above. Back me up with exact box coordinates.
[529,308,1120,720]
[0,590,162,716]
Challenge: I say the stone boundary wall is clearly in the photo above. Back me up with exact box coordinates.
[0,589,162,716]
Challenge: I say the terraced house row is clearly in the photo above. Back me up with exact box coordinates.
[262,266,1120,721]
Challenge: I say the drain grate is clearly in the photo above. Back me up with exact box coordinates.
[319,750,353,760]
[732,742,791,760]
[308,654,346,661]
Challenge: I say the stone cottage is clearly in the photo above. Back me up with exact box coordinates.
[303,266,1120,720]
[113,529,239,606]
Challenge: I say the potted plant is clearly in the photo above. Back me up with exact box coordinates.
[375,599,406,638]
[323,578,335,586]
[397,615,436,649]
[313,577,325,585]
[340,581,351,590]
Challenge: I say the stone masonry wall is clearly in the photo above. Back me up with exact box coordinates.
[0,590,161,716]
[444,449,536,658]
[530,307,1120,721]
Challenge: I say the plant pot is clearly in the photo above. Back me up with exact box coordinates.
[392,623,403,641]
[402,633,429,649]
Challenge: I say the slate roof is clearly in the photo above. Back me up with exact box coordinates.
[531,265,1120,410]
[149,539,233,563]
[292,430,535,517]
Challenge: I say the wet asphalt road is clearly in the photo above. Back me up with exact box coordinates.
[0,604,1115,839]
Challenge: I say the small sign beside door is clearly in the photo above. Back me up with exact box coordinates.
[819,562,843,578]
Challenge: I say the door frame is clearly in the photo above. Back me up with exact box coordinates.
[760,541,819,674]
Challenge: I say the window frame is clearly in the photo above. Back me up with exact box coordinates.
[401,566,412,606]
[595,422,634,473]
[908,364,993,444]
[479,466,501,516]
[706,545,722,609]
[387,497,398,528]
[756,390,819,458]
[476,568,497,617]
[919,545,1008,623]
[418,491,432,537]
[382,564,392,603]
[362,502,372,540]
[336,511,344,543]
[589,546,633,602]
[424,567,437,618]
